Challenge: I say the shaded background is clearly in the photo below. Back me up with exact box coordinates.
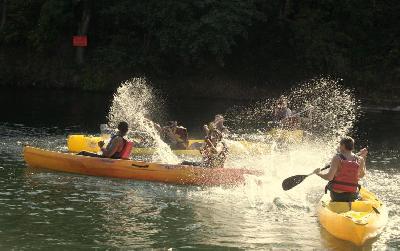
[0,1,399,104]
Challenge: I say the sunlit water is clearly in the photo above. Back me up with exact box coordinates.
[0,87,399,250]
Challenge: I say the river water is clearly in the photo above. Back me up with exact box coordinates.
[0,89,399,250]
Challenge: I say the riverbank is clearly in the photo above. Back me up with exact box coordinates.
[2,76,399,110]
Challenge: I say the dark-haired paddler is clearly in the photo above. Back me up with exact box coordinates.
[313,136,368,202]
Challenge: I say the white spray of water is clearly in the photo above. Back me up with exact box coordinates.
[215,78,360,208]
[108,77,359,208]
[287,77,359,143]
[107,78,180,164]
[105,77,396,248]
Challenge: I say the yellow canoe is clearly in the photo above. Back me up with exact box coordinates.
[24,146,261,186]
[66,135,277,157]
[267,128,304,142]
[318,188,388,246]
[67,135,203,156]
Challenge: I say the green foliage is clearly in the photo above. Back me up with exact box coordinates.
[81,67,108,91]
[1,0,44,45]
[0,0,399,92]
[30,0,74,51]
[90,0,262,71]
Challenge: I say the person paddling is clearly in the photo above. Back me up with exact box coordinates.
[272,96,292,122]
[78,121,132,159]
[155,121,189,150]
[200,128,228,168]
[203,114,229,137]
[313,136,368,202]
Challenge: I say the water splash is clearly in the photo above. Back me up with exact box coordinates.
[226,78,358,144]
[107,78,179,164]
[218,78,360,209]
[287,78,359,143]
[107,77,360,207]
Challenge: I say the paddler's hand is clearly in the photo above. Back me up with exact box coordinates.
[359,148,368,158]
[98,141,105,148]
[313,168,321,175]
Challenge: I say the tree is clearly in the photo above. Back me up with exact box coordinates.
[75,0,91,65]
[0,0,6,33]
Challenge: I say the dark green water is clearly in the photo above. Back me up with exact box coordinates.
[0,89,399,250]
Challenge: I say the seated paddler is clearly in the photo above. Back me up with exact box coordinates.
[200,128,228,168]
[272,96,292,122]
[158,121,189,150]
[78,121,133,159]
[313,136,368,202]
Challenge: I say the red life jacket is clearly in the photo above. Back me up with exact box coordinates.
[109,135,133,159]
[330,154,360,193]
[120,140,133,159]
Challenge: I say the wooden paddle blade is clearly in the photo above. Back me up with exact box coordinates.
[282,174,309,191]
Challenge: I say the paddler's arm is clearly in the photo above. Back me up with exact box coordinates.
[206,139,218,153]
[153,123,162,132]
[221,127,230,136]
[358,157,366,178]
[172,133,184,143]
[203,124,210,136]
[357,148,368,178]
[314,156,340,181]
[101,137,122,158]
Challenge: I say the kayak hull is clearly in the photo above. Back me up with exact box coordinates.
[23,146,261,186]
[317,188,388,246]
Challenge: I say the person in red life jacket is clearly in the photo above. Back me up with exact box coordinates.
[78,121,132,159]
[313,136,368,202]
[158,121,189,150]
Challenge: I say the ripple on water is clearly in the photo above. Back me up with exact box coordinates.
[1,113,400,250]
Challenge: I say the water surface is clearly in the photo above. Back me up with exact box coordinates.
[0,89,399,250]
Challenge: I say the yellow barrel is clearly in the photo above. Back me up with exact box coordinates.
[67,135,102,153]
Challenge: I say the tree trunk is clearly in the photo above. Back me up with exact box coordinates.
[0,0,7,32]
[280,0,292,19]
[76,0,91,65]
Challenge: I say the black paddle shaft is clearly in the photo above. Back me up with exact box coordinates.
[282,164,330,191]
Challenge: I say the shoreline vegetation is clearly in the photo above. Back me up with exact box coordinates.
[0,1,399,107]
[2,81,399,111]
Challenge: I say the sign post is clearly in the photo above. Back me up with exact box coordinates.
[72,36,88,47]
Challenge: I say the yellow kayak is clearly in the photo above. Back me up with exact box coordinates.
[67,135,203,156]
[23,146,261,186]
[318,188,388,246]
[67,135,276,157]
[267,128,304,142]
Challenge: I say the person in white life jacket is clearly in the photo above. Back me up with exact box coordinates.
[159,121,189,150]
[78,121,133,159]
[313,136,368,202]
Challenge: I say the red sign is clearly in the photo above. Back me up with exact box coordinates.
[73,36,87,47]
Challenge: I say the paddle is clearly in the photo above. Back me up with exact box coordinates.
[282,164,330,191]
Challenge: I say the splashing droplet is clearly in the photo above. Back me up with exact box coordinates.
[107,78,180,164]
